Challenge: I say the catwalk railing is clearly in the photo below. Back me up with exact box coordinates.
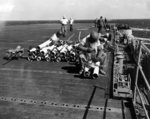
[133,37,150,119]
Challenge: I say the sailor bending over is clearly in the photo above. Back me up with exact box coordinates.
[77,31,106,77]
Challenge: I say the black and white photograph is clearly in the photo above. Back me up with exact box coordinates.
[0,0,150,118]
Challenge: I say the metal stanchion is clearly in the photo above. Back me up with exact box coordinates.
[133,40,142,104]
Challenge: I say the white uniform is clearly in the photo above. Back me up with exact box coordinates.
[79,32,106,76]
[79,34,105,65]
[80,34,101,54]
[69,18,74,31]
[60,17,68,36]
[69,19,74,25]
[60,18,68,25]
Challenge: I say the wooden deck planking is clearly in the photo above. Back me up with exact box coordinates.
[0,23,126,119]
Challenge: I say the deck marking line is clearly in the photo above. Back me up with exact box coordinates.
[67,33,75,41]
[0,68,106,78]
[76,28,89,30]
[0,68,70,75]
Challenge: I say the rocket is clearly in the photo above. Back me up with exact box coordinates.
[37,39,52,49]
[28,48,38,61]
[92,62,100,79]
[60,44,68,54]
[59,44,69,61]
[40,46,52,55]
[83,66,91,78]
[57,45,64,52]
[29,48,37,53]
[36,45,56,61]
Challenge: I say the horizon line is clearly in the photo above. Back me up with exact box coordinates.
[0,18,150,21]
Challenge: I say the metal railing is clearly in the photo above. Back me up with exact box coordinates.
[133,38,150,119]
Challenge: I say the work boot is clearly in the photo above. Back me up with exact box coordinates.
[99,69,106,75]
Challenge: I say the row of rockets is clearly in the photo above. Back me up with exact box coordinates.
[4,31,113,79]
[27,37,101,79]
[28,39,80,62]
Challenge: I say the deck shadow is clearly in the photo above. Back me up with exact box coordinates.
[62,65,92,80]
[82,86,97,119]
[2,59,13,65]
[61,65,80,74]
[74,74,92,80]
[82,85,106,119]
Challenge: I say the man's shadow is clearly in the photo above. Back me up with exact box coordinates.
[61,62,94,79]
[82,85,106,119]
[61,62,79,73]
[61,62,87,79]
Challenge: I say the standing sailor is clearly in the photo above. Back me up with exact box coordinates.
[60,16,68,37]
[97,16,106,34]
[69,18,74,32]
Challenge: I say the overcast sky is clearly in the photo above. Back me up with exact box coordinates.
[0,0,150,20]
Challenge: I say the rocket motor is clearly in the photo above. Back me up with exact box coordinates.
[38,39,52,49]
[92,62,100,79]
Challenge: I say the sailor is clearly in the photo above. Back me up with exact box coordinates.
[104,18,107,26]
[104,17,110,30]
[69,18,74,32]
[97,16,106,34]
[77,31,106,75]
[60,16,68,37]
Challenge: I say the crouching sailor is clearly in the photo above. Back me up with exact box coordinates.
[77,31,106,79]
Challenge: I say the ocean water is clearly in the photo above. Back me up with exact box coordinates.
[1,19,150,38]
[110,19,150,28]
